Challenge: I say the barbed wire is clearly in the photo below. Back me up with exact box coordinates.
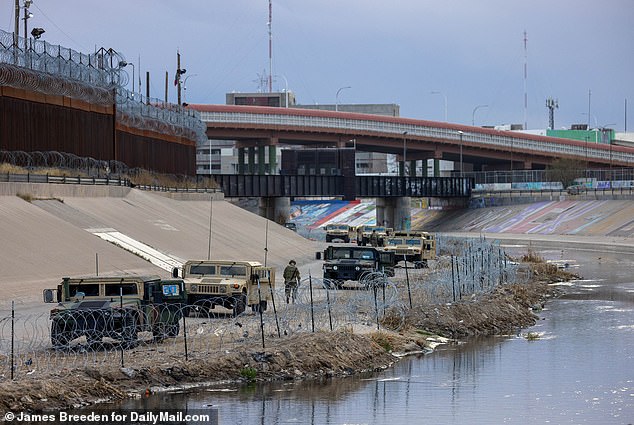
[0,29,206,144]
[0,237,528,381]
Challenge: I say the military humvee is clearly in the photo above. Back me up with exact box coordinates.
[43,276,186,348]
[321,246,395,288]
[355,225,389,246]
[174,260,275,315]
[385,231,436,268]
[325,223,351,243]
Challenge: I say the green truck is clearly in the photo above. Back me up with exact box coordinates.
[43,275,186,348]
[321,245,395,288]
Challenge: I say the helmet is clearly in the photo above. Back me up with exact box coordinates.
[289,260,296,265]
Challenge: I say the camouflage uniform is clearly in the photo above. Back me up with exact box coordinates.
[283,261,300,303]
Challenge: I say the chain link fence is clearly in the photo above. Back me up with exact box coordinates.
[0,29,206,144]
[0,237,526,381]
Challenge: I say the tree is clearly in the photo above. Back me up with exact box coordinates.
[546,158,585,188]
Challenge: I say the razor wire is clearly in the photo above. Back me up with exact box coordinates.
[0,29,206,144]
[0,150,129,176]
[0,237,529,381]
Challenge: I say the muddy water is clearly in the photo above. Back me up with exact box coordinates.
[120,241,634,424]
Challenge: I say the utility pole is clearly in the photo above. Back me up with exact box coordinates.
[177,51,182,105]
[268,0,273,93]
[523,30,528,131]
[546,98,558,130]
[14,0,19,49]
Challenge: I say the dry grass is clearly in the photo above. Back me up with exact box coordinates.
[0,162,218,190]
[0,163,26,174]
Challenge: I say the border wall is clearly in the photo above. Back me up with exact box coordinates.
[0,30,201,175]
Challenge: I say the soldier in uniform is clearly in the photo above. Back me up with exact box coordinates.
[370,230,379,247]
[283,259,300,303]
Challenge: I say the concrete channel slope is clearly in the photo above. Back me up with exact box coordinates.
[0,184,318,306]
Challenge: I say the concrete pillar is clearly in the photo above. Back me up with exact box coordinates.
[399,161,405,177]
[409,160,417,177]
[434,158,440,177]
[375,198,386,227]
[258,197,290,224]
[238,148,245,174]
[248,147,256,174]
[258,145,266,175]
[268,145,277,174]
[393,196,411,231]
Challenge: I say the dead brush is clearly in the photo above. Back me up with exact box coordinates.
[0,163,27,174]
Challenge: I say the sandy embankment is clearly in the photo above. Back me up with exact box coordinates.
[0,184,582,412]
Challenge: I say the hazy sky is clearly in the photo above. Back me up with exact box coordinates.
[4,0,633,131]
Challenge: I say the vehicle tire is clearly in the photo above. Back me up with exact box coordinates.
[233,293,247,317]
[51,321,72,348]
[326,235,332,242]
[344,236,350,243]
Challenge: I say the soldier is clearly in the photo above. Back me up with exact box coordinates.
[370,230,379,247]
[283,259,300,304]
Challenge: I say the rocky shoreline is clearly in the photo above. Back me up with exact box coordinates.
[0,260,573,414]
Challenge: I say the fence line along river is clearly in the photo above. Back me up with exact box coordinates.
[116,237,634,425]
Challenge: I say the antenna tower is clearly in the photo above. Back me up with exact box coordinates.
[546,98,559,130]
[524,30,528,130]
[268,0,273,93]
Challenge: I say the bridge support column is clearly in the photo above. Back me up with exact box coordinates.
[248,147,256,174]
[409,160,417,177]
[393,196,411,231]
[258,145,266,175]
[258,197,290,224]
[375,198,390,227]
[375,197,411,231]
[434,159,440,177]
[238,148,246,174]
[268,145,277,174]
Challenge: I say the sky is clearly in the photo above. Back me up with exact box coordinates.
[2,0,634,131]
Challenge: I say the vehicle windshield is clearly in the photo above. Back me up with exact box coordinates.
[219,264,247,277]
[104,283,138,296]
[69,284,99,297]
[405,239,421,246]
[327,224,347,230]
[373,227,386,233]
[353,250,376,260]
[189,264,216,275]
[387,238,404,245]
[331,249,375,260]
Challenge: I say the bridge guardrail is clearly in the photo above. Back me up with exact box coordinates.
[200,108,634,165]
[472,186,634,197]
[0,173,129,186]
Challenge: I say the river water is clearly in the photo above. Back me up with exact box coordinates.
[119,240,634,424]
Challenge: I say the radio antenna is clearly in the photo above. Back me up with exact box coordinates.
[524,30,528,130]
[268,0,273,92]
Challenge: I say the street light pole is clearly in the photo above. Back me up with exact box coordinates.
[472,104,488,126]
[183,73,198,104]
[402,131,408,177]
[274,74,289,107]
[458,131,464,177]
[335,86,351,112]
[430,91,448,121]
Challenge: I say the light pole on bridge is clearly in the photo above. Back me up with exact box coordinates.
[472,104,488,126]
[458,131,464,177]
[402,131,408,177]
[335,86,351,112]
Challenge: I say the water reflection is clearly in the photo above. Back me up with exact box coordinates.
[116,241,634,424]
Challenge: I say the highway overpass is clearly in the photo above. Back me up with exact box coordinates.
[191,104,634,171]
